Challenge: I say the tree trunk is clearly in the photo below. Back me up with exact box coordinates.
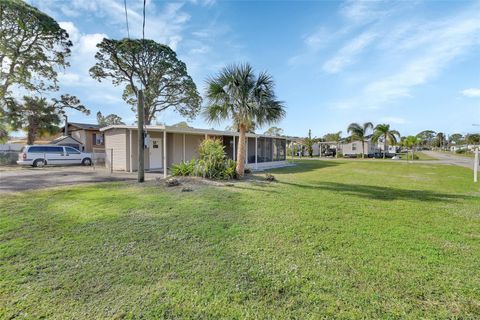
[362,140,365,158]
[27,126,36,145]
[236,123,247,177]
[383,134,387,159]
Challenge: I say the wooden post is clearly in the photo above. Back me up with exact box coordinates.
[474,147,478,183]
[137,90,145,183]
[163,129,167,179]
[255,136,258,169]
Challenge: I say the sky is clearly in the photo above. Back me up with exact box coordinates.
[28,0,480,138]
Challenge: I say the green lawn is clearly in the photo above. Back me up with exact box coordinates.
[412,151,438,160]
[1,161,479,319]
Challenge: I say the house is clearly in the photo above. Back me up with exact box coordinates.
[49,135,84,151]
[341,136,378,157]
[59,122,105,153]
[101,125,289,177]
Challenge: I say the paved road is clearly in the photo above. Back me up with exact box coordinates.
[0,166,162,193]
[421,151,475,169]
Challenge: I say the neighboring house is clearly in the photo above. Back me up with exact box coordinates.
[60,122,105,152]
[50,135,84,151]
[341,136,378,156]
[101,125,289,176]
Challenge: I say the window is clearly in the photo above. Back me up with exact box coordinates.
[352,143,357,151]
[93,133,104,145]
[65,147,80,154]
[28,146,43,153]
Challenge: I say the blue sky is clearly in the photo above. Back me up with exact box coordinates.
[29,0,480,138]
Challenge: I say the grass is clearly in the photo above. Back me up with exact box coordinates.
[412,151,438,160]
[1,161,479,319]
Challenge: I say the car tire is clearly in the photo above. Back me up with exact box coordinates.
[82,158,92,166]
[33,159,46,168]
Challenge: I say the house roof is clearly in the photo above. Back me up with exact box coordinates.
[50,135,83,145]
[66,122,102,130]
[100,124,290,140]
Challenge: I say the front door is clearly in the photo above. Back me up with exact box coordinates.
[149,139,163,169]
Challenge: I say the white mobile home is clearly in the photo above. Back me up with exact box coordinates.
[101,125,288,176]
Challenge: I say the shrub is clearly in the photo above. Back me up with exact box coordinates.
[456,149,467,154]
[171,159,195,176]
[171,139,237,180]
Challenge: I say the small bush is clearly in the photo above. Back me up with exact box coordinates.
[171,159,195,176]
[456,149,467,154]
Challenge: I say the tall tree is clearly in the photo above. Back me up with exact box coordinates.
[0,0,72,103]
[89,38,202,125]
[416,130,436,147]
[347,122,373,158]
[449,133,464,145]
[434,132,446,149]
[323,131,342,158]
[264,126,284,136]
[372,124,400,159]
[204,63,285,176]
[7,95,89,144]
[96,111,125,126]
[465,133,480,145]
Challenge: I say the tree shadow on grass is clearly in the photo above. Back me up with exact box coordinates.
[278,181,473,202]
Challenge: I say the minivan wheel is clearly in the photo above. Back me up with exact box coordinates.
[82,158,92,166]
[33,159,46,168]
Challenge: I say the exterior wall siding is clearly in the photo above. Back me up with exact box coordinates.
[104,128,128,170]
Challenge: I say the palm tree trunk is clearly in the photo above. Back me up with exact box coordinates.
[362,140,365,158]
[236,123,247,177]
[383,134,387,159]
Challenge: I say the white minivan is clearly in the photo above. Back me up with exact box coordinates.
[17,145,92,167]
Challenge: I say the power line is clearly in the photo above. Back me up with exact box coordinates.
[123,0,130,39]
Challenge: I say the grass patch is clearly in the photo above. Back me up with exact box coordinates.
[1,161,479,318]
[412,151,438,160]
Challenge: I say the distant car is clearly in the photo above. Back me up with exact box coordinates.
[17,145,92,167]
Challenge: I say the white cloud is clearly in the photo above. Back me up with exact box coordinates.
[461,88,480,97]
[323,31,376,73]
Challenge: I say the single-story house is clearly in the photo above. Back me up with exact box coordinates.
[49,135,84,151]
[341,136,378,156]
[100,125,289,177]
[60,122,105,153]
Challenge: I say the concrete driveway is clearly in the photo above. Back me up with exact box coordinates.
[0,166,162,193]
[421,151,476,169]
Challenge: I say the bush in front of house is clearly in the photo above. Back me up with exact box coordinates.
[172,139,237,180]
[171,159,195,176]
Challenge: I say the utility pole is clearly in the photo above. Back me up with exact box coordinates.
[138,90,145,183]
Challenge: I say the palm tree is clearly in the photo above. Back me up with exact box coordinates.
[372,124,400,159]
[347,122,373,158]
[404,135,420,160]
[204,63,285,176]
